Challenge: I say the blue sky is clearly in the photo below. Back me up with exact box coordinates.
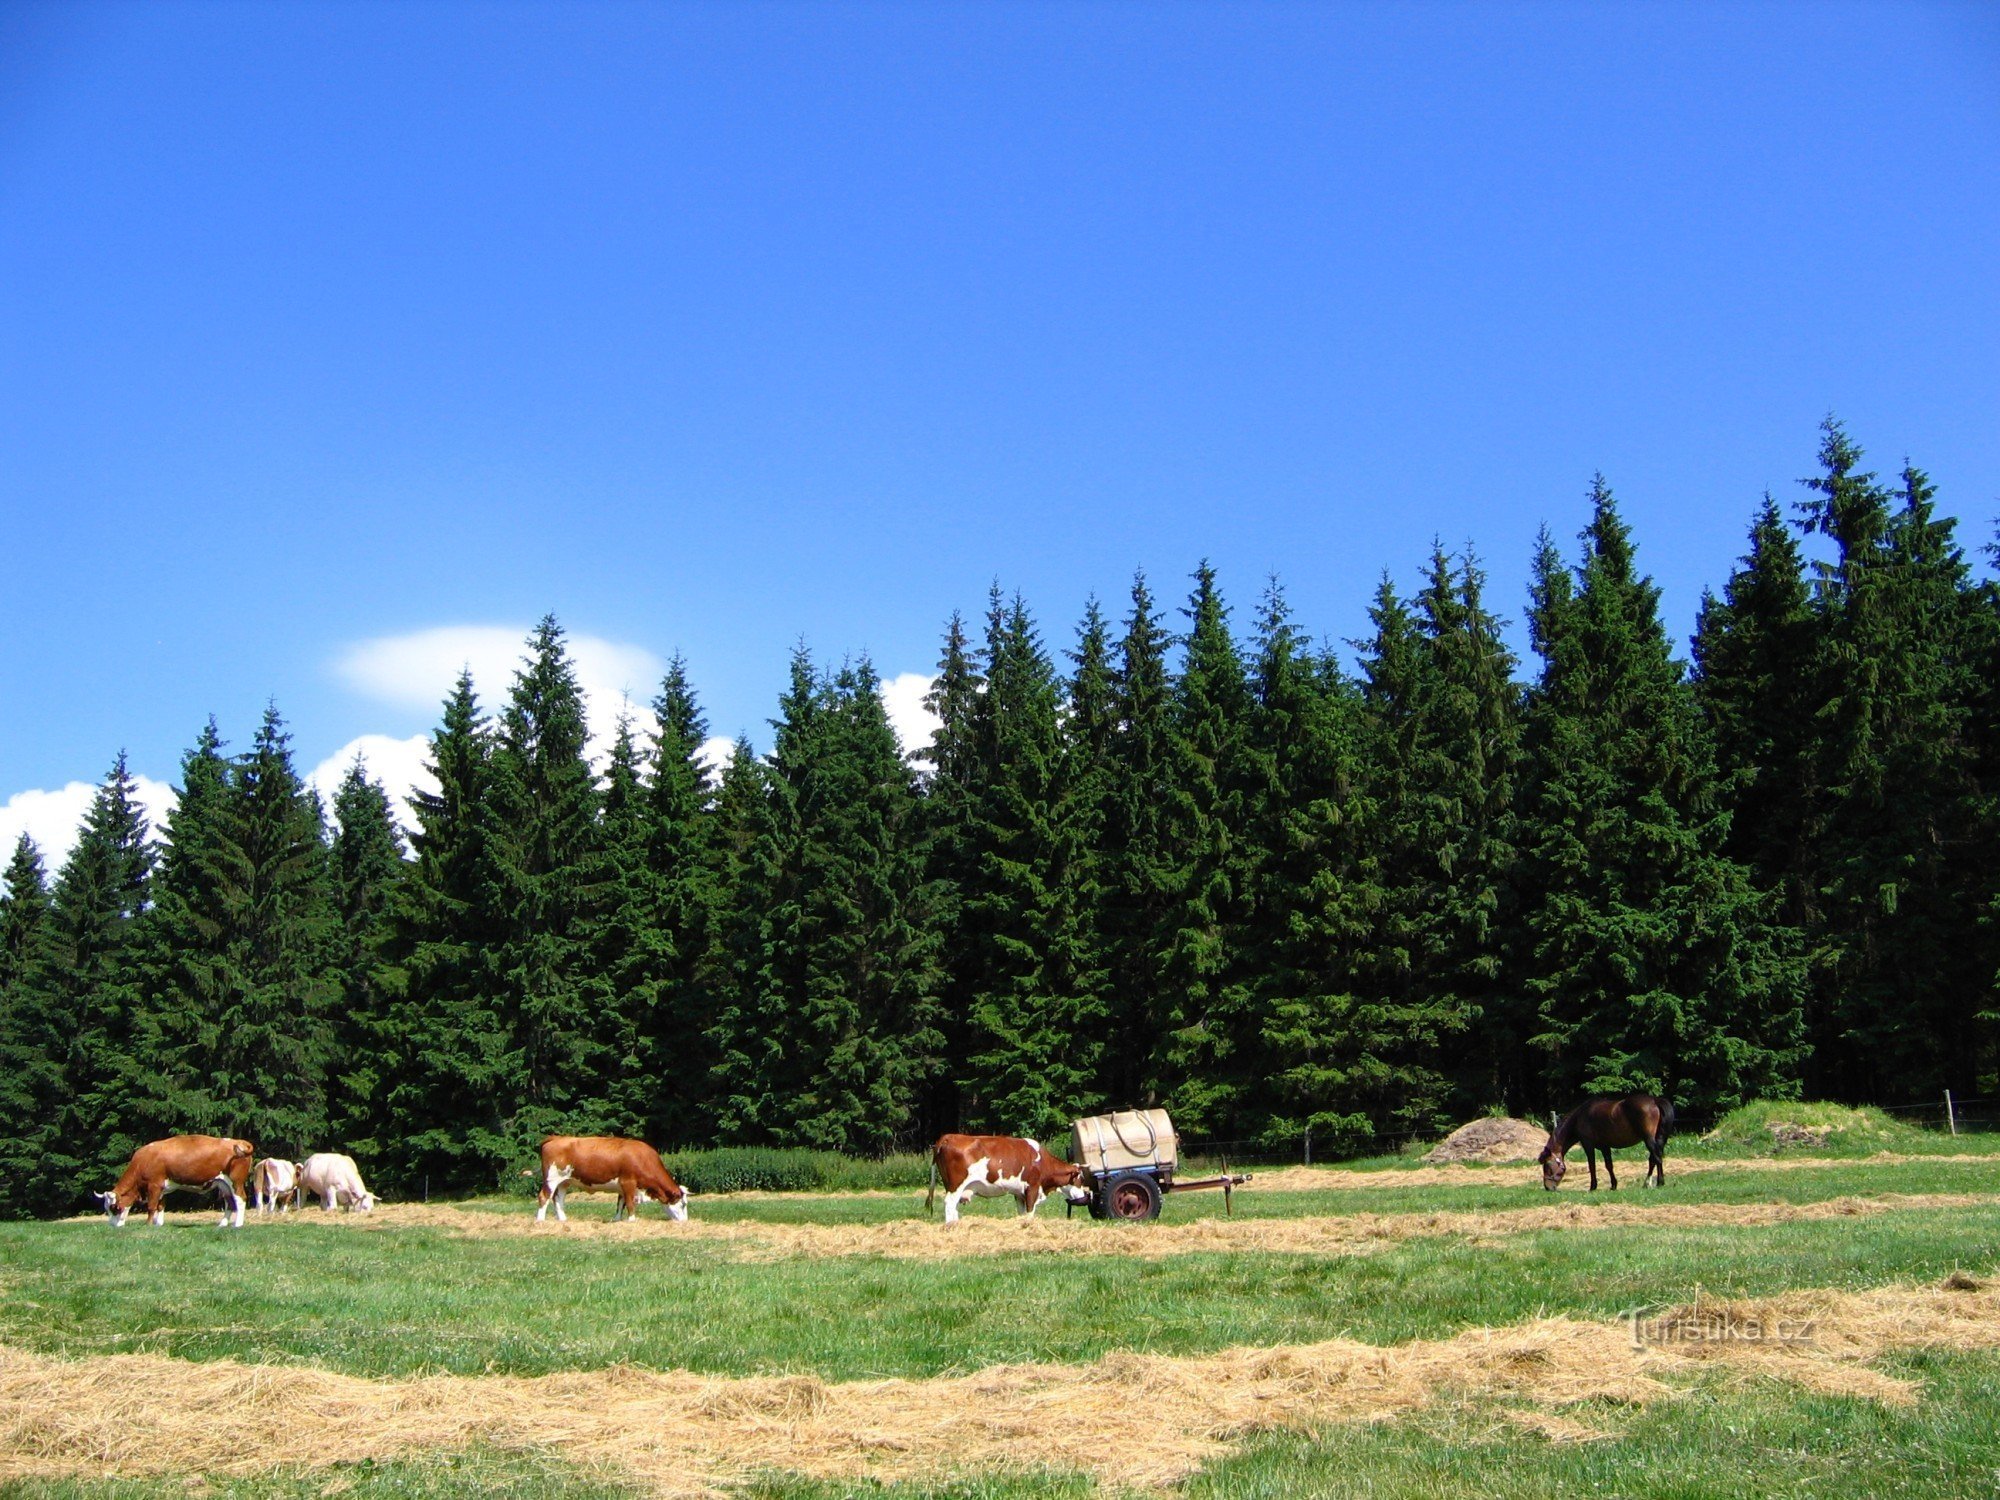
[4,1,1997,867]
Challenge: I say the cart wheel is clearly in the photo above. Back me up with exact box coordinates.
[1105,1172,1163,1221]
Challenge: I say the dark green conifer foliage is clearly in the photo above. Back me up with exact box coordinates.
[1055,597,1118,1109]
[956,593,1100,1136]
[918,612,985,1134]
[0,835,57,1217]
[591,714,658,1137]
[1100,573,1178,1107]
[706,735,791,1143]
[149,707,342,1157]
[487,616,616,1148]
[1519,483,1803,1113]
[1692,496,1827,1082]
[1799,424,1993,1096]
[1243,582,1377,1153]
[1410,550,1525,1114]
[47,755,160,1192]
[636,660,722,1145]
[379,671,512,1192]
[1152,564,1259,1133]
[1344,569,1477,1138]
[326,760,408,1150]
[712,652,943,1151]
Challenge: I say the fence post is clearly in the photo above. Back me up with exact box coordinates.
[1945,1090,1957,1137]
[1304,1127,1312,1167]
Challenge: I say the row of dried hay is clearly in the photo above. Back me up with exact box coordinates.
[1,1276,1990,1495]
[309,1191,1991,1262]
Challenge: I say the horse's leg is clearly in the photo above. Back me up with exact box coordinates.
[1604,1149,1618,1190]
[1648,1132,1665,1186]
[1585,1147,1599,1191]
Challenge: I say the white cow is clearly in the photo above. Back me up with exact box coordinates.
[253,1157,301,1213]
[297,1152,375,1212]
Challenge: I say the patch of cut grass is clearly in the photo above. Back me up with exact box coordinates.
[3,1181,1996,1382]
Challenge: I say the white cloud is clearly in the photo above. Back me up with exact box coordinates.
[0,776,179,878]
[334,624,666,767]
[879,671,941,763]
[698,734,738,779]
[306,734,438,838]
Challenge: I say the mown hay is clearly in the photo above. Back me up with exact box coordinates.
[2,1277,1993,1495]
[1424,1117,1550,1165]
[297,1192,1989,1263]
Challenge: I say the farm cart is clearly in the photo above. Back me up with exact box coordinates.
[1067,1109,1250,1221]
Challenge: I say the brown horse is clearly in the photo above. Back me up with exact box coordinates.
[1539,1094,1674,1191]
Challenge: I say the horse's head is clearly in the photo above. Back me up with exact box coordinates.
[1538,1146,1566,1191]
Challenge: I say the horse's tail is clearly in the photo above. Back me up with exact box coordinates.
[1655,1097,1677,1146]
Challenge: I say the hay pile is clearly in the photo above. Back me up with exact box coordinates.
[1425,1117,1551,1165]
[1,1276,1992,1494]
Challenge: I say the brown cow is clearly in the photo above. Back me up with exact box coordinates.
[96,1135,254,1228]
[927,1134,1086,1224]
[535,1136,689,1222]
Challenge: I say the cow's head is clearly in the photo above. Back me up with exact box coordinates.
[1050,1161,1090,1204]
[1539,1147,1566,1191]
[355,1190,376,1213]
[662,1182,691,1222]
[94,1189,129,1225]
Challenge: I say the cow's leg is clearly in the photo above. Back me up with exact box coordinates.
[618,1175,639,1222]
[943,1181,972,1225]
[1018,1186,1046,1219]
[148,1185,165,1227]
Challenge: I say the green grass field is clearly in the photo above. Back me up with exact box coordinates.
[2,1133,1996,1498]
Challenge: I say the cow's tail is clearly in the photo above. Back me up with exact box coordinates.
[925,1151,937,1217]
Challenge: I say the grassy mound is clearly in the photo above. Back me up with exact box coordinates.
[1699,1101,1931,1157]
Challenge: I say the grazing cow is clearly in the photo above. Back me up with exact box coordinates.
[927,1134,1087,1224]
[95,1135,254,1228]
[535,1135,689,1223]
[253,1158,301,1214]
[297,1153,376,1212]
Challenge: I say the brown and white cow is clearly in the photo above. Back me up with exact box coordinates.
[297,1153,375,1212]
[95,1135,254,1228]
[253,1158,301,1214]
[535,1136,689,1222]
[927,1134,1087,1224]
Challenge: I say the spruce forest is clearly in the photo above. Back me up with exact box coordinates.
[3,422,1996,1216]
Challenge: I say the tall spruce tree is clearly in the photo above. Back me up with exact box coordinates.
[0,835,57,1217]
[706,734,793,1143]
[1798,423,1993,1097]
[46,755,160,1194]
[379,670,512,1192]
[1519,483,1803,1114]
[1244,581,1378,1153]
[1152,563,1259,1134]
[955,593,1101,1136]
[1415,549,1525,1113]
[145,708,342,1156]
[637,660,722,1145]
[1100,573,1179,1107]
[487,616,617,1149]
[918,611,985,1134]
[1056,598,1119,1110]
[1692,496,1827,1084]
[326,759,408,1152]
